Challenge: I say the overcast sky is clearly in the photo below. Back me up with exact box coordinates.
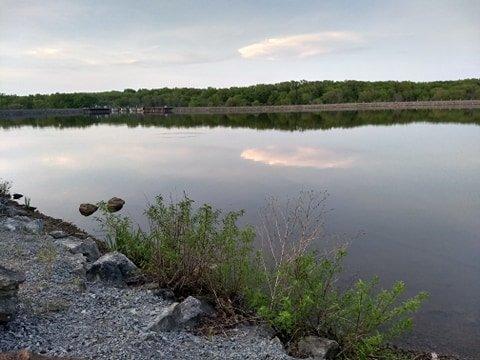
[0,0,479,95]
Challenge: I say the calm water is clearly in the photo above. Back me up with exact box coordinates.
[1,110,479,358]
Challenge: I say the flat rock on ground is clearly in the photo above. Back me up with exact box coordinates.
[0,210,292,360]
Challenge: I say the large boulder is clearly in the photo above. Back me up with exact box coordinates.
[86,252,138,285]
[0,216,43,234]
[296,336,339,360]
[79,203,98,217]
[0,266,25,325]
[148,296,215,332]
[55,237,100,262]
[106,197,125,213]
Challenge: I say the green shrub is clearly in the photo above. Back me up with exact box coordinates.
[99,195,257,301]
[247,250,346,338]
[247,250,427,358]
[335,279,428,358]
[144,195,256,299]
[98,193,428,359]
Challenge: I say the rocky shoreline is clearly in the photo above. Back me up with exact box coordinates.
[0,195,459,360]
[0,196,293,360]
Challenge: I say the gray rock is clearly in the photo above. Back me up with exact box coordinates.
[49,230,68,239]
[0,266,25,324]
[107,197,125,213]
[79,203,98,216]
[86,251,138,285]
[0,216,43,234]
[296,336,339,360]
[55,237,101,262]
[148,296,215,332]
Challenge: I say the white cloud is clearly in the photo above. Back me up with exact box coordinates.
[241,146,355,169]
[16,42,221,68]
[20,43,139,67]
[238,31,363,59]
[25,47,63,59]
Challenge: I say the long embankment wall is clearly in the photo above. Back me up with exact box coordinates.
[1,100,480,119]
[0,108,84,119]
[172,100,480,114]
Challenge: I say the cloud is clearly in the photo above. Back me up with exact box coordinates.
[25,47,63,59]
[238,31,363,59]
[241,146,354,169]
[16,42,221,68]
[20,42,139,67]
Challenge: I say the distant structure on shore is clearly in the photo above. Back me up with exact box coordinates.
[1,100,479,120]
[84,106,174,116]
[110,106,173,115]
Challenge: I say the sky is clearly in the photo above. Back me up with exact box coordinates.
[0,0,479,95]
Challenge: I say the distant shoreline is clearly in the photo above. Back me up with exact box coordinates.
[1,100,479,119]
[172,100,480,114]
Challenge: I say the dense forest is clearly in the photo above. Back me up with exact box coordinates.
[1,79,479,109]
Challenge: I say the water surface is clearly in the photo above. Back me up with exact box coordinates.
[1,110,479,358]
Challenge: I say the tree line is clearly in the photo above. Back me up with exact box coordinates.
[1,79,479,109]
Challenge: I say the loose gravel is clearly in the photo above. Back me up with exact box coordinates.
[0,216,293,359]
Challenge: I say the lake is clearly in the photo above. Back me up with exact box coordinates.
[1,110,479,358]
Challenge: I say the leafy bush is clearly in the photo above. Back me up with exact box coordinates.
[145,195,256,299]
[248,251,427,358]
[99,195,257,301]
[98,193,428,359]
[335,279,427,358]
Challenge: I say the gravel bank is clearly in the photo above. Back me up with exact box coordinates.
[0,202,292,359]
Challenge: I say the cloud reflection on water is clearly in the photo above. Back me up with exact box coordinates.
[241,146,355,169]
